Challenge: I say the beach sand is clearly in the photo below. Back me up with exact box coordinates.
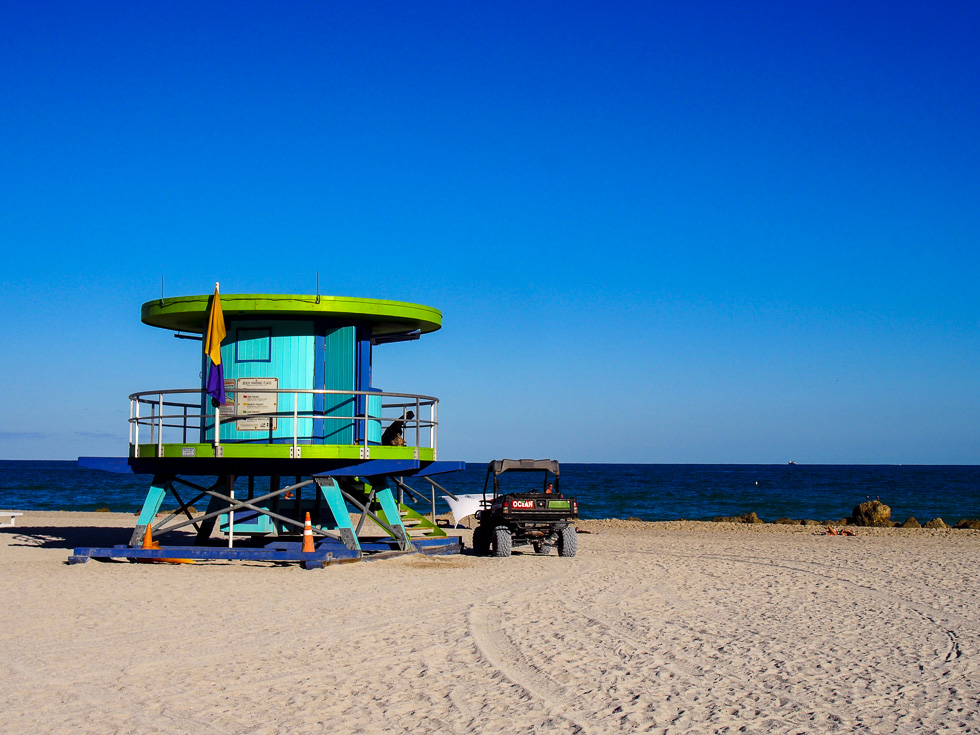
[1,511,978,734]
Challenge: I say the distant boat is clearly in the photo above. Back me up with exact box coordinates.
[788,461,797,465]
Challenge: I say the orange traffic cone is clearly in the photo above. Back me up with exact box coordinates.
[136,524,160,563]
[301,512,315,553]
[138,523,195,564]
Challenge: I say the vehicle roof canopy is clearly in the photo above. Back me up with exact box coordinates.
[487,459,559,476]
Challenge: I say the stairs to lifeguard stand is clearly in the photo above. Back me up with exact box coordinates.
[341,477,447,542]
[394,504,447,539]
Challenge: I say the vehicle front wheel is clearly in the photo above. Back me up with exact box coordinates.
[472,525,491,555]
[557,526,577,557]
[492,526,512,557]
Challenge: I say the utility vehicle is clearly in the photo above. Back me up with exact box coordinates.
[472,459,578,557]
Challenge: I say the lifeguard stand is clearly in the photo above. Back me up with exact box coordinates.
[74,292,464,566]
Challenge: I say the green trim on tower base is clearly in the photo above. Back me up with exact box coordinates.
[128,443,437,476]
[132,443,434,461]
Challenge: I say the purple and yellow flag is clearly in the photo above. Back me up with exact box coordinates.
[205,284,227,405]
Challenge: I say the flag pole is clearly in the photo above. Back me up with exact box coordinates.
[211,282,231,545]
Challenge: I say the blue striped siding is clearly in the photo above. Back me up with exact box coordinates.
[208,320,315,442]
[234,328,272,362]
[323,326,355,444]
[367,393,382,443]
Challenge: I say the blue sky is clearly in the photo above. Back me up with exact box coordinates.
[1,1,977,463]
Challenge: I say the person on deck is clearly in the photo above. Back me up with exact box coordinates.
[381,410,415,446]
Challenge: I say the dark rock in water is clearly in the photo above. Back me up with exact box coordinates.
[923,518,949,529]
[954,518,980,530]
[773,518,801,525]
[902,517,921,528]
[801,519,822,526]
[711,512,764,524]
[852,500,892,527]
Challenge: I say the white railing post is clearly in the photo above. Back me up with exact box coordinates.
[157,394,163,457]
[134,399,140,458]
[432,401,438,458]
[228,477,235,548]
[293,391,298,453]
[214,400,221,448]
[129,399,134,447]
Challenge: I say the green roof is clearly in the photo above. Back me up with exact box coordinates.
[141,294,442,336]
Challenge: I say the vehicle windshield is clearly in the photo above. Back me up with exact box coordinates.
[484,470,559,496]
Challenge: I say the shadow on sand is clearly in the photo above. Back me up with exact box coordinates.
[1,524,196,549]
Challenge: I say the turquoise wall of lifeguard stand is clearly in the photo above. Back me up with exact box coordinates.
[202,320,382,444]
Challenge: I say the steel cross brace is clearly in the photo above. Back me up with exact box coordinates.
[339,487,413,552]
[148,478,344,543]
[151,482,207,534]
[353,483,379,535]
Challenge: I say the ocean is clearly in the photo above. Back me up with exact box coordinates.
[1,460,978,524]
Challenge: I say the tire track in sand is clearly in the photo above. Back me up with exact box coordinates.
[467,603,596,734]
[466,556,601,734]
[690,552,979,680]
[467,551,833,733]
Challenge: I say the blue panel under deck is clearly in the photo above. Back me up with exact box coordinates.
[404,461,466,477]
[78,457,134,474]
[314,459,420,477]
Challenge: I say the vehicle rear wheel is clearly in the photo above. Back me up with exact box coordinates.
[557,526,577,557]
[492,526,512,557]
[472,525,491,555]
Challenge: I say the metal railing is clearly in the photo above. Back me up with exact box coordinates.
[129,388,439,459]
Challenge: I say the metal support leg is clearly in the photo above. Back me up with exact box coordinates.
[130,474,173,547]
[314,477,362,552]
[375,486,413,551]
